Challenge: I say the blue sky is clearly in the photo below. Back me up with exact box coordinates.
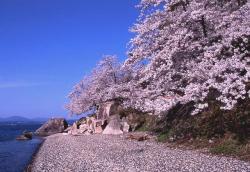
[0,0,139,118]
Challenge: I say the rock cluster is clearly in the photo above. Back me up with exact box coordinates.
[67,101,131,135]
[67,115,130,135]
[35,118,68,136]
[67,117,95,136]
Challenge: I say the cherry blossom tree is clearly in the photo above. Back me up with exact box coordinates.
[125,0,250,114]
[67,0,250,116]
[66,55,135,115]
[66,55,121,114]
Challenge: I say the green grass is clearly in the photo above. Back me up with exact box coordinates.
[157,132,169,142]
[210,138,250,161]
[210,139,240,155]
[136,125,149,132]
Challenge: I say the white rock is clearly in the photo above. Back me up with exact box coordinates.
[71,122,78,136]
[103,115,123,135]
[121,121,130,133]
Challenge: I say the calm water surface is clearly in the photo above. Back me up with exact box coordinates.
[0,122,43,172]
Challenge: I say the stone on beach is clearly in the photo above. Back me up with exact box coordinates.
[16,135,32,141]
[103,115,123,135]
[70,122,78,136]
[126,132,150,142]
[16,131,33,141]
[35,118,68,136]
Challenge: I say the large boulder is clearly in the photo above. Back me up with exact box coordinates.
[35,118,68,136]
[96,101,121,120]
[69,122,78,135]
[103,115,123,135]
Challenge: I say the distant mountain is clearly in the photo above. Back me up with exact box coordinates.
[0,116,31,122]
[0,116,49,122]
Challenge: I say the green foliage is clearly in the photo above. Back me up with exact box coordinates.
[151,95,250,160]
[155,98,250,142]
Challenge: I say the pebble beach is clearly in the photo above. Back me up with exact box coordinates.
[29,133,250,172]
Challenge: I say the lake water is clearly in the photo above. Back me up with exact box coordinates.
[0,122,43,172]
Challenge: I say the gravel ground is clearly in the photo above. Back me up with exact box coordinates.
[30,133,250,172]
